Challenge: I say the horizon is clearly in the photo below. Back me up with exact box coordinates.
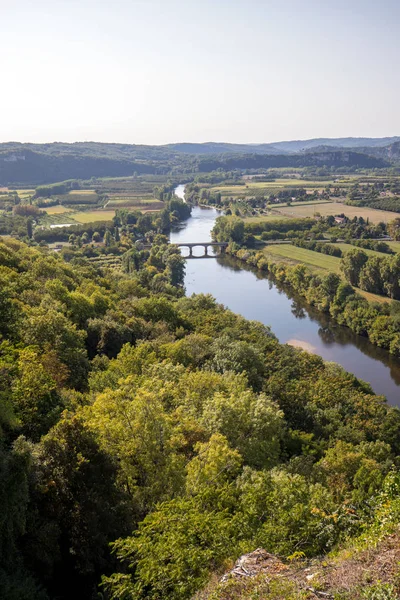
[2,134,400,147]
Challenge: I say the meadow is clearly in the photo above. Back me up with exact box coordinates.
[264,244,342,272]
[69,210,116,223]
[243,213,290,223]
[263,243,390,303]
[388,241,400,252]
[333,242,393,258]
[106,195,164,210]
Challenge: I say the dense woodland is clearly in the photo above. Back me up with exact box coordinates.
[2,232,400,599]
[3,152,400,598]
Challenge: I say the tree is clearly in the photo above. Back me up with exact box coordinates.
[165,252,185,287]
[102,497,236,600]
[84,383,186,517]
[27,414,130,599]
[340,249,368,286]
[388,217,400,241]
[104,230,112,247]
[11,348,62,439]
[212,216,244,244]
[27,217,33,239]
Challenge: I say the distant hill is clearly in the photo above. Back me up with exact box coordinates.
[165,142,286,155]
[166,137,400,155]
[270,136,400,153]
[0,139,395,185]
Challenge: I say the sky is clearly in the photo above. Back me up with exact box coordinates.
[1,0,400,144]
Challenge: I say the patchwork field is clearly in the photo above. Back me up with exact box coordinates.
[276,202,399,223]
[69,210,116,223]
[211,179,344,192]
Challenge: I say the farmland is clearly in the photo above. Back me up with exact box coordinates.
[264,244,342,273]
[209,177,352,196]
[43,205,71,215]
[106,195,164,210]
[333,242,393,258]
[275,201,400,223]
[262,243,391,303]
[69,210,116,223]
[29,175,172,229]
[243,213,289,223]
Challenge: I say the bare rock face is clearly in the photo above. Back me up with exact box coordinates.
[220,548,288,582]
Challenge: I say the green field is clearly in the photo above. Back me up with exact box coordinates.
[69,210,116,223]
[333,243,392,258]
[387,241,400,252]
[263,244,390,303]
[244,213,289,223]
[264,244,342,272]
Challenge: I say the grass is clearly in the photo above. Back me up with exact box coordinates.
[264,244,341,272]
[263,244,391,304]
[244,213,289,223]
[271,199,332,208]
[276,202,399,224]
[69,210,116,223]
[333,243,392,258]
[43,205,71,215]
[387,241,400,252]
[14,189,35,197]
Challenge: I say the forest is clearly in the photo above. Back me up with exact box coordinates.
[2,229,400,600]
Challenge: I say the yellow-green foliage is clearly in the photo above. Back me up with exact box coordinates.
[0,237,400,600]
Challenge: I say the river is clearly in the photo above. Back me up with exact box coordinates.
[170,185,400,406]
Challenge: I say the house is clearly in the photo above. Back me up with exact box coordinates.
[334,216,346,224]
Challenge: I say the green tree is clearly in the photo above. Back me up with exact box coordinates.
[104,230,112,247]
[340,249,368,286]
[27,414,130,599]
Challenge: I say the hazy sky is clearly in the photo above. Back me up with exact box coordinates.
[1,0,399,144]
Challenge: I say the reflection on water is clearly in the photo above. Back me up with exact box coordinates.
[170,191,400,406]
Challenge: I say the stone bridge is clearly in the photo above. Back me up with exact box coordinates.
[174,242,228,258]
